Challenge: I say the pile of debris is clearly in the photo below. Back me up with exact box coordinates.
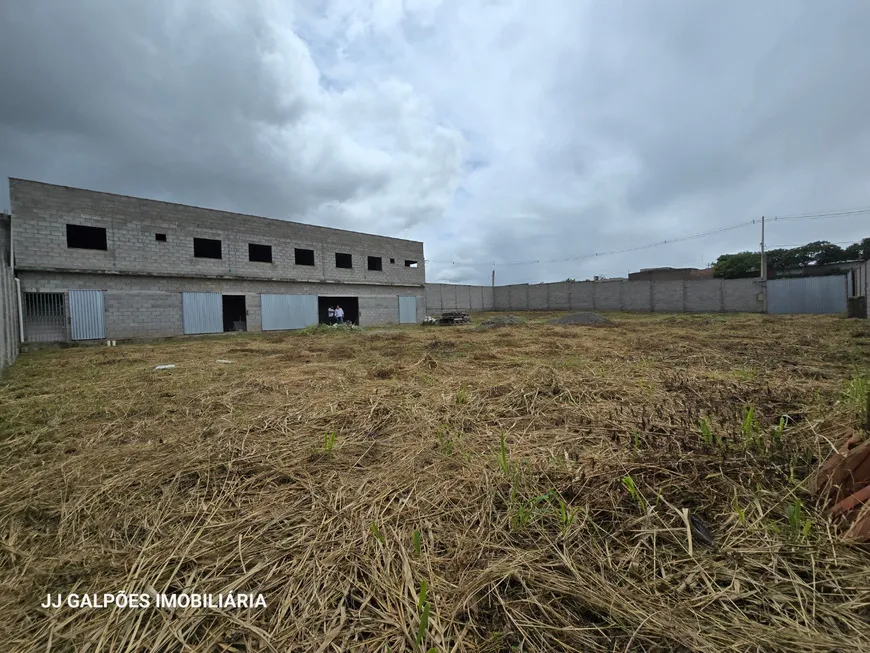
[548,312,613,326]
[477,314,526,330]
[436,311,471,325]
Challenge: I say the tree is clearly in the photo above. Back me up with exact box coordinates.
[810,241,845,265]
[712,236,868,278]
[712,252,759,279]
[853,237,870,261]
[843,243,862,260]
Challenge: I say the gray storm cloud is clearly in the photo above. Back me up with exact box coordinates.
[2,0,868,285]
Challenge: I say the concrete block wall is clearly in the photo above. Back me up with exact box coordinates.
[621,281,651,311]
[19,272,424,339]
[360,296,408,326]
[10,179,425,288]
[722,278,765,312]
[548,282,570,310]
[425,278,765,314]
[424,284,494,314]
[528,284,549,310]
[652,280,685,312]
[569,282,594,310]
[684,279,722,312]
[104,290,183,339]
[595,281,622,311]
[0,215,19,372]
[493,285,511,310]
[508,284,529,311]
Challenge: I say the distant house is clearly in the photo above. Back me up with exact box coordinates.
[628,267,715,281]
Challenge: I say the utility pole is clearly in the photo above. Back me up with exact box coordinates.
[760,215,768,314]
[492,269,495,288]
[760,215,766,280]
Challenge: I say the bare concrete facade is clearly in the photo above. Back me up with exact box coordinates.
[9,179,425,342]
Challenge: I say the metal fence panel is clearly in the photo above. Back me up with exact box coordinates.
[767,276,848,314]
[69,290,106,340]
[261,294,318,331]
[182,292,223,334]
[398,296,417,323]
[23,292,67,342]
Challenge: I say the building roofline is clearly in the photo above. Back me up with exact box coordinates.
[7,177,424,247]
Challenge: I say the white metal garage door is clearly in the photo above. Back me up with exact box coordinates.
[69,290,106,340]
[398,296,417,324]
[261,294,318,331]
[182,292,222,334]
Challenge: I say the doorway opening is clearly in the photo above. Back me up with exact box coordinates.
[318,296,359,325]
[23,292,67,342]
[222,295,247,332]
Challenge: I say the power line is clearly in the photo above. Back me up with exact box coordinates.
[424,219,756,267]
[424,205,869,268]
[772,207,870,220]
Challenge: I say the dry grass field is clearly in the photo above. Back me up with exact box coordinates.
[1,312,869,652]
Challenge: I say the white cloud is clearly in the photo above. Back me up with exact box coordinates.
[2,0,869,284]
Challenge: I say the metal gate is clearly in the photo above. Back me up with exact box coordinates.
[767,276,848,314]
[69,290,106,340]
[261,294,318,331]
[182,292,222,334]
[23,292,67,342]
[398,296,417,324]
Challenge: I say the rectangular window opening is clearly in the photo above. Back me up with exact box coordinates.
[367,256,383,271]
[193,237,222,259]
[404,260,419,268]
[155,233,167,242]
[335,252,353,269]
[248,243,273,263]
[390,258,395,264]
[66,224,107,250]
[295,248,315,266]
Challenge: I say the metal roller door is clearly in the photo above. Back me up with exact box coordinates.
[398,296,417,324]
[69,290,106,340]
[261,294,318,331]
[767,276,848,314]
[182,292,222,334]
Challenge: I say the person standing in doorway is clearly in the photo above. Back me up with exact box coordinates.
[327,306,335,325]
[335,305,345,324]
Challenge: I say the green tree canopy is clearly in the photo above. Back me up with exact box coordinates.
[712,252,759,279]
[712,237,867,279]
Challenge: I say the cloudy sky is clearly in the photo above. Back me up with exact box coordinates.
[2,0,869,284]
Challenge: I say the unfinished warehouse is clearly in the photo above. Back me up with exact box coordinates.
[9,179,425,343]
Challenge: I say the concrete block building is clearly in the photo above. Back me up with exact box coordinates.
[9,179,425,343]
